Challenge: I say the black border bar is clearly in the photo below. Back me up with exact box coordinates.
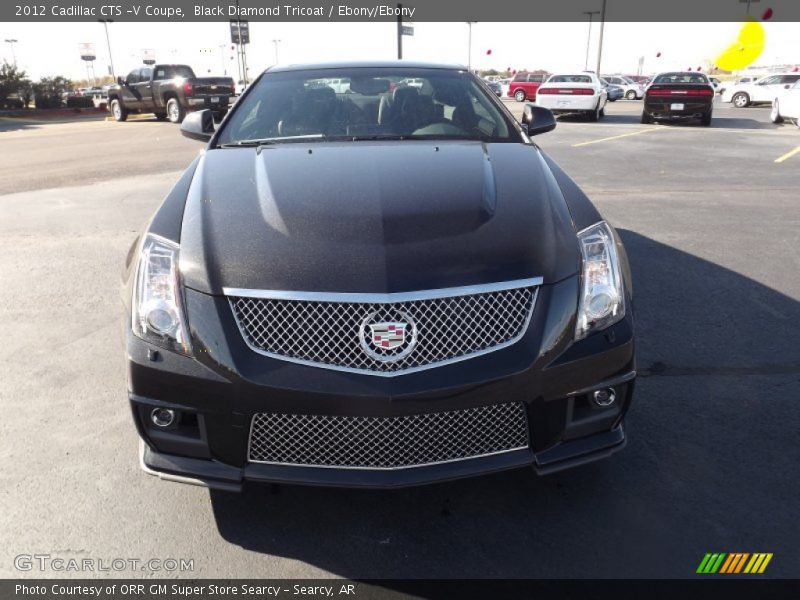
[5,0,800,22]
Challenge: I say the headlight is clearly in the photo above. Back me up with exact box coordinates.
[575,221,625,340]
[132,234,191,355]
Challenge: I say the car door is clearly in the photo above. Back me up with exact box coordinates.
[121,69,142,110]
[785,80,800,118]
[136,67,154,110]
[752,76,782,102]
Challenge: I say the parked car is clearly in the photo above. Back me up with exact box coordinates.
[127,61,635,490]
[535,73,608,121]
[106,64,235,123]
[708,77,721,92]
[770,79,800,127]
[641,71,714,125]
[602,79,624,102]
[508,72,547,102]
[484,79,503,96]
[721,73,800,108]
[602,75,644,100]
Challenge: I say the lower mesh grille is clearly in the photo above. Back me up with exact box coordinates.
[248,403,529,469]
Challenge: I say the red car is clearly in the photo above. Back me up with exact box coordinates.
[508,72,548,102]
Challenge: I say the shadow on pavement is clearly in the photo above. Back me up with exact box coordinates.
[0,119,42,133]
[209,230,799,579]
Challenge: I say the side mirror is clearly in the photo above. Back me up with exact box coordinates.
[785,84,792,89]
[521,104,556,136]
[180,109,215,142]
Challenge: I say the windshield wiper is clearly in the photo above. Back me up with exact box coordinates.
[218,134,327,148]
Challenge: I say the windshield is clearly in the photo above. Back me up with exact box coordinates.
[653,73,709,85]
[216,67,518,146]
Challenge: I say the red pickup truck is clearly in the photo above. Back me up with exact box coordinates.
[508,72,548,102]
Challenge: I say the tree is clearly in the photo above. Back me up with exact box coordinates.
[33,75,72,109]
[19,79,33,108]
[0,60,28,108]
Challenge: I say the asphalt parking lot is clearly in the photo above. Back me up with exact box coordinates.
[1,99,798,579]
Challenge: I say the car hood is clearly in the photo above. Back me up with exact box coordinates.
[179,141,579,295]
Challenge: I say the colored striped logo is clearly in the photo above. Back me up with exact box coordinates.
[696,553,773,574]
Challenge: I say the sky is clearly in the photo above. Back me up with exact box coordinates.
[1,21,798,82]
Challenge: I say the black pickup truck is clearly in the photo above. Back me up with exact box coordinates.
[107,64,235,123]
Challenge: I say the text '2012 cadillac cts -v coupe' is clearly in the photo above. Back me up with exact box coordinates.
[124,62,635,491]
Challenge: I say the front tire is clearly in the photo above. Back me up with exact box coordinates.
[732,92,750,108]
[166,98,185,124]
[514,89,526,102]
[625,90,637,100]
[770,101,783,124]
[110,99,128,122]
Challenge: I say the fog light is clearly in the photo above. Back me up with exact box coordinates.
[150,407,176,428]
[592,388,616,407]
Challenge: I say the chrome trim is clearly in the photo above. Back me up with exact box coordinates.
[223,277,543,303]
[137,440,240,492]
[227,287,538,377]
[566,370,636,397]
[247,448,530,471]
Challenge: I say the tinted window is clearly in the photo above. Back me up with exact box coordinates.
[126,69,139,84]
[548,75,593,84]
[217,67,518,145]
[653,72,709,84]
[139,68,153,82]
[780,75,800,84]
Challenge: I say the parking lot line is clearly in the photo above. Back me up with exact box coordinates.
[774,145,800,163]
[571,128,660,148]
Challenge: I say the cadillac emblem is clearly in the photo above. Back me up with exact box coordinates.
[360,311,417,362]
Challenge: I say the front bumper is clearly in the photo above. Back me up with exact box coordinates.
[128,277,636,489]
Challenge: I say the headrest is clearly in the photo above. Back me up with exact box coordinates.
[393,86,419,103]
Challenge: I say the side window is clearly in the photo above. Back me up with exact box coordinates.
[126,70,139,84]
[759,76,779,85]
[139,68,153,82]
[154,68,166,80]
[781,75,800,84]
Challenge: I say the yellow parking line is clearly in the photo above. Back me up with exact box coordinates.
[774,145,800,163]
[572,128,660,148]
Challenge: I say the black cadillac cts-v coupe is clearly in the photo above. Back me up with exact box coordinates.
[124,62,635,490]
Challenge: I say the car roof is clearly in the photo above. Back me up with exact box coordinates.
[265,61,467,73]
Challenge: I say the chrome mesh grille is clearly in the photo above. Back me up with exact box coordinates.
[248,403,529,468]
[228,285,536,374]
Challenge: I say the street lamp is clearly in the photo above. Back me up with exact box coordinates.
[582,12,599,71]
[218,44,227,75]
[465,22,476,71]
[4,39,17,67]
[272,39,281,65]
[595,0,607,76]
[98,20,116,80]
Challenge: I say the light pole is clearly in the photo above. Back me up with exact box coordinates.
[4,39,17,67]
[582,12,599,71]
[595,0,607,76]
[466,22,476,71]
[272,39,281,64]
[218,44,227,75]
[740,0,761,15]
[98,20,115,80]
